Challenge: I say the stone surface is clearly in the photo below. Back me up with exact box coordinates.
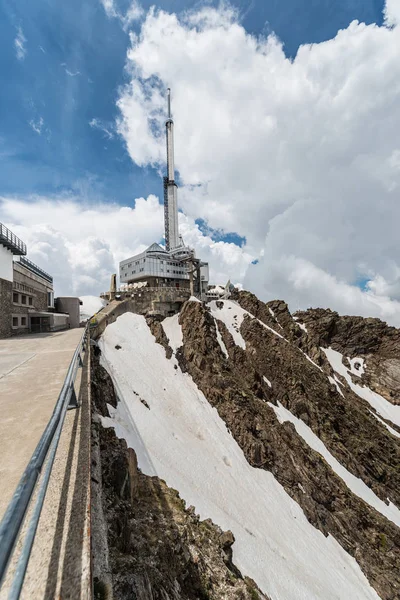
[174,297,400,600]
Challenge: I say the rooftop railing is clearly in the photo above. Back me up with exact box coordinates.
[0,223,27,256]
[18,257,53,285]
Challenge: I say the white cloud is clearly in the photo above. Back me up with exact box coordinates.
[29,117,44,135]
[89,118,114,139]
[0,195,249,297]
[100,0,143,29]
[14,27,26,61]
[114,2,400,325]
[384,0,400,26]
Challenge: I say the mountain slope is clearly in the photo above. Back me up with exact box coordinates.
[94,293,400,600]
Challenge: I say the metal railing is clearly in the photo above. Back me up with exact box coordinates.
[0,325,88,598]
[18,256,53,284]
[0,223,27,256]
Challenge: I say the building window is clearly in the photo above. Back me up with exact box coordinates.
[21,317,27,327]
[13,293,19,303]
[21,295,27,305]
[12,317,18,327]
[28,297,33,306]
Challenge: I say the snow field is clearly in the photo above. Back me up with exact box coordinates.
[269,402,400,527]
[323,348,400,428]
[161,313,183,352]
[100,313,381,600]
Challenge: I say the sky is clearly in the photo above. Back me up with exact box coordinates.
[1,0,400,325]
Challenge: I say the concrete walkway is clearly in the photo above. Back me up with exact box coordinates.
[0,329,84,519]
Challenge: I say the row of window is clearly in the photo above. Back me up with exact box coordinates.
[122,258,184,270]
[129,268,186,275]
[12,315,28,328]
[13,292,33,306]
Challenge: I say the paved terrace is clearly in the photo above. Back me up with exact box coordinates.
[0,329,91,599]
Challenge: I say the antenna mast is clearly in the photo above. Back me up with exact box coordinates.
[163,88,179,251]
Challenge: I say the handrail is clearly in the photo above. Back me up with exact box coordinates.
[18,256,53,284]
[0,325,88,595]
[0,223,27,256]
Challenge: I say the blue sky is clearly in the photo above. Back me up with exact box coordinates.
[3,0,400,325]
[0,0,384,209]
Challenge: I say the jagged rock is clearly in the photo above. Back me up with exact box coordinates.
[294,308,400,404]
[176,298,400,600]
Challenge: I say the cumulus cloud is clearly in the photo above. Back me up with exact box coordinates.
[384,0,400,26]
[114,2,400,325]
[0,195,250,297]
[14,27,26,60]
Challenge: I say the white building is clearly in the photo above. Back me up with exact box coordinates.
[119,89,209,299]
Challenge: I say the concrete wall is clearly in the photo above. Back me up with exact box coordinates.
[0,278,13,338]
[55,298,81,329]
[0,246,13,282]
[91,288,190,340]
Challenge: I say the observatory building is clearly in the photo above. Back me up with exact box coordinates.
[119,89,209,299]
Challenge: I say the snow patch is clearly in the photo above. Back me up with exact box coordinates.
[328,376,344,398]
[161,313,183,352]
[323,347,400,428]
[208,299,284,350]
[348,357,365,377]
[369,410,400,439]
[297,322,308,333]
[263,376,272,388]
[268,307,275,317]
[99,313,381,600]
[214,319,229,358]
[269,401,400,528]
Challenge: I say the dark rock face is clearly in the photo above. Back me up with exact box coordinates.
[91,350,266,600]
[292,308,400,406]
[174,297,400,600]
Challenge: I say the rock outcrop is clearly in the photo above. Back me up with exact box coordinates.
[172,297,400,600]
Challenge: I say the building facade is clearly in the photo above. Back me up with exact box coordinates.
[0,222,71,338]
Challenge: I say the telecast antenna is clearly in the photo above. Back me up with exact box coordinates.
[167,87,172,120]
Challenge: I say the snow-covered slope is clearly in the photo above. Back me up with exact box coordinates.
[269,401,400,527]
[100,312,380,600]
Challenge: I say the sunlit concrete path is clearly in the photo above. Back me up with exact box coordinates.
[0,328,83,519]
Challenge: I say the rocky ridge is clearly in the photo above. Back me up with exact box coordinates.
[168,294,400,600]
[92,291,400,600]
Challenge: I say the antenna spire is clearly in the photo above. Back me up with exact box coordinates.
[167,87,172,120]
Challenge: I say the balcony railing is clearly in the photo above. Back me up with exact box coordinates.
[0,223,27,256]
[18,257,53,285]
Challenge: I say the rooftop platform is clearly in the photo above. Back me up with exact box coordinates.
[17,256,53,284]
[0,222,27,256]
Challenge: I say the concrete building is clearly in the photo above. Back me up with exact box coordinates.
[119,89,209,299]
[55,297,82,329]
[0,222,73,338]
